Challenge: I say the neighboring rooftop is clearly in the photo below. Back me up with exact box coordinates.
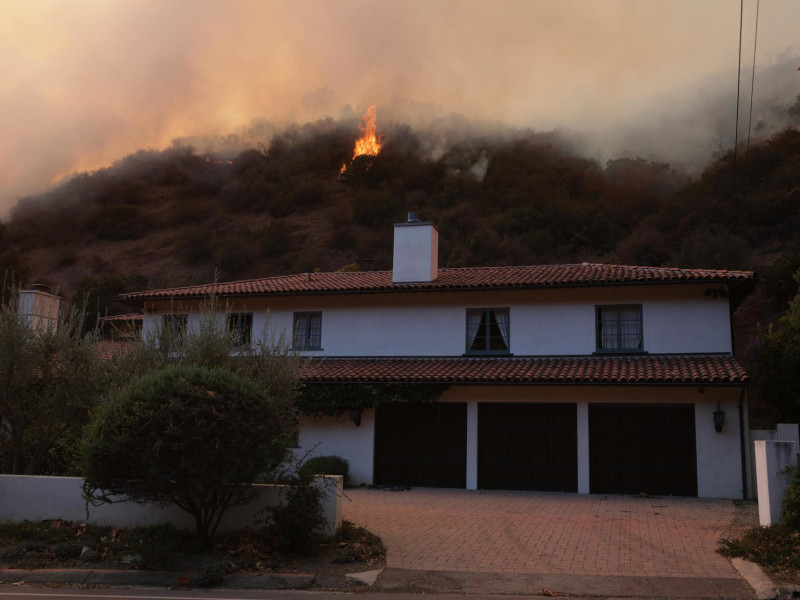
[98,313,143,323]
[121,263,754,301]
[302,355,749,385]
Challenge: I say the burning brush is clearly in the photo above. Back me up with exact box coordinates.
[340,104,383,174]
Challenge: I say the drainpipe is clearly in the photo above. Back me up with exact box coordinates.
[738,386,748,500]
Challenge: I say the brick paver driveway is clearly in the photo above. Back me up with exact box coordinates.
[343,488,743,577]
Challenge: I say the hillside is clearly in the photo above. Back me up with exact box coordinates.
[1,118,799,332]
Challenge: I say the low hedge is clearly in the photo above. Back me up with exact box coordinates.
[299,455,350,487]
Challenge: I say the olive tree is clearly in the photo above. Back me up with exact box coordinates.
[81,364,293,542]
[106,295,302,412]
[753,268,800,421]
[0,287,104,474]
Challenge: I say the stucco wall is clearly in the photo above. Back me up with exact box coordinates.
[296,411,375,486]
[296,386,745,499]
[0,475,343,537]
[145,283,732,356]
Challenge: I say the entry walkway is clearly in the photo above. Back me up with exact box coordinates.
[342,488,746,578]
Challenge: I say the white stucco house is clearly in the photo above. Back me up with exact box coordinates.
[122,214,754,499]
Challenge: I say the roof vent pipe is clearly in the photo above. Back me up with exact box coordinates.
[407,212,421,223]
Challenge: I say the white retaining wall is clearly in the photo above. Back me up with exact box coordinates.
[0,475,342,537]
[754,440,798,526]
[749,424,800,500]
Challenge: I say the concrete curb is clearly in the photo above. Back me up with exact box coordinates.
[346,569,381,586]
[0,569,314,590]
[730,558,779,600]
[376,568,756,599]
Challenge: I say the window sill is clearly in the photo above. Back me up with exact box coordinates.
[463,352,514,357]
[592,350,648,356]
[293,347,324,352]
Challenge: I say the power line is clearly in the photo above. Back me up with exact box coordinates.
[733,0,744,177]
[746,0,760,159]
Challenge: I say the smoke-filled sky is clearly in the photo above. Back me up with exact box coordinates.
[2,0,799,215]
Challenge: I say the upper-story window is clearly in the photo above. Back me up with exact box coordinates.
[227,312,253,347]
[293,311,322,350]
[596,305,643,352]
[466,308,510,354]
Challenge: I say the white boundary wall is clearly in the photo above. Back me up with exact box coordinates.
[754,440,797,526]
[749,424,800,499]
[0,475,342,537]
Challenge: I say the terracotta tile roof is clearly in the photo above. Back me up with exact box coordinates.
[98,313,142,323]
[121,263,754,301]
[96,340,135,360]
[301,355,748,385]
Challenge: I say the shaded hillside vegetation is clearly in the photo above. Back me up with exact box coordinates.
[1,120,799,333]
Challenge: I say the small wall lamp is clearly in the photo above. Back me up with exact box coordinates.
[349,408,362,427]
[713,400,725,433]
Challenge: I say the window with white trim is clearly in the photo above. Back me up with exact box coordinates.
[227,312,253,347]
[596,305,643,352]
[293,311,322,350]
[466,308,510,354]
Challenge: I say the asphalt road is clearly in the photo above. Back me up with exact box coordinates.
[0,585,760,600]
[0,586,553,600]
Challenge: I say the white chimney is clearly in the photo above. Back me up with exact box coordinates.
[18,285,61,331]
[392,212,438,283]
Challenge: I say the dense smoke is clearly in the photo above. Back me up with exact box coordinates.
[1,0,799,215]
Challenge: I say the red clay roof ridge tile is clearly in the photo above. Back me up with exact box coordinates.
[121,263,754,301]
[300,354,749,385]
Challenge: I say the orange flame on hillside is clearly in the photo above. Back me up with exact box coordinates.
[340,104,382,173]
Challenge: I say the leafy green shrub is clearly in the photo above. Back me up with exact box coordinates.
[783,465,800,531]
[263,481,326,556]
[299,456,350,487]
[0,294,103,475]
[81,365,291,542]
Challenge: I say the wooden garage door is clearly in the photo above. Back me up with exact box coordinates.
[589,404,697,496]
[478,403,577,492]
[374,403,467,488]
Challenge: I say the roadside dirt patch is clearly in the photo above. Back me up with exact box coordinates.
[0,519,384,591]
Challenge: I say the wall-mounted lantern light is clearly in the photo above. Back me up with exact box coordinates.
[349,408,362,427]
[713,400,725,433]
